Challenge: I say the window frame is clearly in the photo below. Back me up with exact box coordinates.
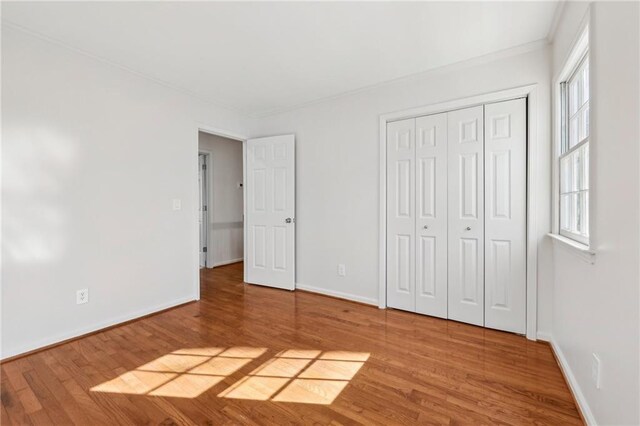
[552,25,591,250]
[558,53,590,245]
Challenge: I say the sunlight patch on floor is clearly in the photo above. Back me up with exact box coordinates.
[91,347,369,404]
[219,350,369,404]
[91,347,265,398]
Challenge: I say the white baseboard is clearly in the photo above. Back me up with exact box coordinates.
[295,283,378,306]
[1,295,196,360]
[547,336,597,425]
[210,258,243,268]
[536,331,552,342]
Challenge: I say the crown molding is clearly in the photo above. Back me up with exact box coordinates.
[3,18,550,121]
[1,19,244,116]
[249,38,550,119]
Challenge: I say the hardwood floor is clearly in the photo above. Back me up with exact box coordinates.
[1,262,582,425]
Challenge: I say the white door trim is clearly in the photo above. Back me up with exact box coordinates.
[378,84,540,340]
[196,124,248,301]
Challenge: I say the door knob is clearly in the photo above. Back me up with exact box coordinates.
[285,218,293,224]
[423,225,429,229]
[466,226,471,231]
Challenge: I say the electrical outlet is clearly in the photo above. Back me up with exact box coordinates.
[172,198,182,210]
[337,264,346,277]
[592,353,601,389]
[76,289,89,305]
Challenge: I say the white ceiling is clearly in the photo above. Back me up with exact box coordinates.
[3,1,559,117]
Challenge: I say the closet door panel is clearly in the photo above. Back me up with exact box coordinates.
[484,98,527,333]
[386,118,416,312]
[447,106,484,326]
[415,113,448,318]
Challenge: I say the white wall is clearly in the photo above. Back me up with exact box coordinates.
[549,2,640,425]
[248,46,554,329]
[1,27,247,359]
[198,132,244,267]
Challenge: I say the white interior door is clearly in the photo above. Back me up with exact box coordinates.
[415,113,448,318]
[246,135,295,290]
[386,118,416,311]
[484,98,527,333]
[447,106,484,326]
[198,154,207,268]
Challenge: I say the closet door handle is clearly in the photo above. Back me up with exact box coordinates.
[466,227,471,231]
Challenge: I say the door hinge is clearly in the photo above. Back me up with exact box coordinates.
[203,205,207,211]
[202,164,207,170]
[203,247,208,253]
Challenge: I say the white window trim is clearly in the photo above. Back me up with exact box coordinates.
[548,233,595,264]
[551,22,595,262]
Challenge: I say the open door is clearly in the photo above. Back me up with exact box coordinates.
[246,135,295,290]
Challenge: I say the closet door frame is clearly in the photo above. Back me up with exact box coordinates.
[378,84,540,341]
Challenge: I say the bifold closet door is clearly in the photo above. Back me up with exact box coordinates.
[415,113,448,318]
[484,98,527,334]
[387,100,526,332]
[386,118,416,312]
[447,106,484,327]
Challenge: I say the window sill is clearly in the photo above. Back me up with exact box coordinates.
[547,233,595,264]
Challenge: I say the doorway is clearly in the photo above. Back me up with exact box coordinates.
[198,131,245,271]
[195,127,297,299]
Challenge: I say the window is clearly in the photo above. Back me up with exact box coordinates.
[559,54,590,245]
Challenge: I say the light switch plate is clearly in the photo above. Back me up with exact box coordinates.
[172,198,182,210]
